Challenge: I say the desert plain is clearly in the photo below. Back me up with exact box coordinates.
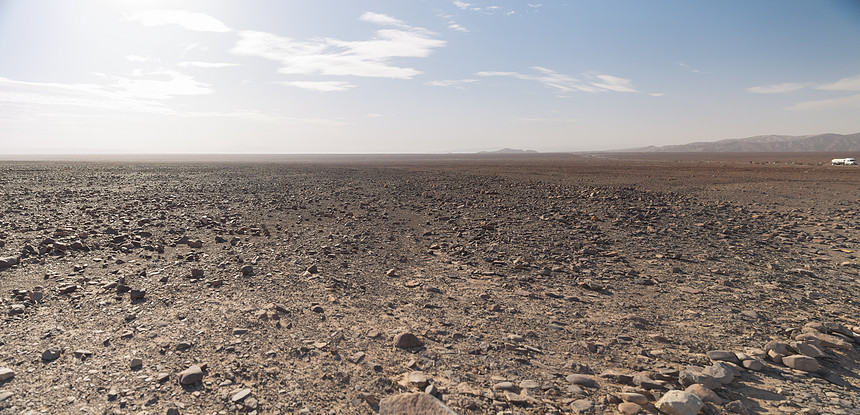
[0,152,858,415]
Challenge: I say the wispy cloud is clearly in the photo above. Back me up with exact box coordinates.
[453,1,514,15]
[0,77,170,114]
[676,61,705,74]
[127,10,232,32]
[747,82,808,94]
[114,70,213,100]
[453,1,472,10]
[278,81,356,92]
[178,61,239,68]
[748,73,860,111]
[0,69,212,116]
[590,75,637,93]
[359,12,408,28]
[788,94,860,111]
[817,74,860,92]
[231,13,445,82]
[477,67,638,94]
[424,79,478,88]
[448,23,469,32]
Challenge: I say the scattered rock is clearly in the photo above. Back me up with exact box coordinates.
[782,355,820,372]
[378,392,457,415]
[42,347,61,362]
[231,388,251,403]
[655,390,704,415]
[394,332,423,349]
[178,365,204,385]
[618,402,642,415]
[0,367,14,381]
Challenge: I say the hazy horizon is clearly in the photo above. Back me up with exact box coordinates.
[2,1,860,154]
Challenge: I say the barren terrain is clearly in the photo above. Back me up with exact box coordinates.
[0,153,858,414]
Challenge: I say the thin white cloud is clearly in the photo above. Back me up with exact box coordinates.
[453,1,514,15]
[0,77,170,114]
[478,67,637,94]
[179,61,239,68]
[183,110,348,126]
[448,23,469,32]
[649,92,666,97]
[127,10,232,32]
[359,12,407,28]
[788,93,860,111]
[126,54,150,62]
[590,74,637,93]
[676,61,704,74]
[747,82,808,94]
[0,70,212,115]
[424,79,478,88]
[278,81,356,92]
[231,14,445,81]
[453,1,472,10]
[114,70,213,100]
[817,74,860,92]
[0,76,347,127]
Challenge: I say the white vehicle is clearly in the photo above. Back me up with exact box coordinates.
[831,158,857,165]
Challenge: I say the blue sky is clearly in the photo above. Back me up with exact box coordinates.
[1,0,859,153]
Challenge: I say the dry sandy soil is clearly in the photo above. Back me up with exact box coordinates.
[0,153,858,415]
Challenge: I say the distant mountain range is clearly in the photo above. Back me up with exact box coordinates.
[478,148,539,154]
[633,133,860,152]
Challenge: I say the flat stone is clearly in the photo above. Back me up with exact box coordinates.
[130,358,143,369]
[393,332,423,349]
[655,390,704,415]
[519,379,540,389]
[685,384,726,404]
[378,392,457,415]
[42,347,61,362]
[725,400,750,415]
[706,350,740,364]
[566,374,597,387]
[618,402,643,415]
[678,370,720,390]
[178,364,204,385]
[232,328,249,335]
[0,367,14,381]
[764,341,791,355]
[702,362,734,384]
[742,359,764,371]
[492,381,517,391]
[409,371,428,388]
[570,399,594,414]
[619,392,649,405]
[633,372,663,389]
[791,341,826,358]
[0,256,19,268]
[782,355,820,372]
[348,351,366,363]
[0,392,12,402]
[795,331,851,350]
[231,388,251,403]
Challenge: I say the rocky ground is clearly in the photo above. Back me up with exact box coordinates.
[0,154,858,415]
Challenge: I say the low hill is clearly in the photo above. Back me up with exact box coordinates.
[636,132,860,152]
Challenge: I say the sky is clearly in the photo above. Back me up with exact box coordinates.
[1,0,859,154]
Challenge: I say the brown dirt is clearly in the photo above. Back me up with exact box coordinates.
[0,153,858,414]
